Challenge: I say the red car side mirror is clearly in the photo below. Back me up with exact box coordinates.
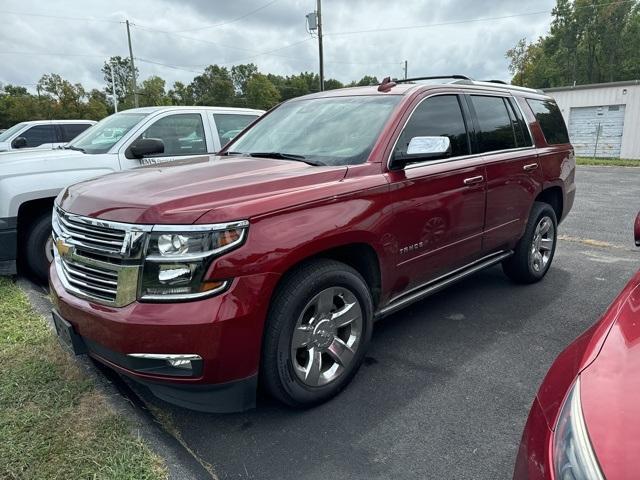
[635,212,640,247]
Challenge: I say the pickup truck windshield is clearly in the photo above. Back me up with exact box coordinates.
[228,95,401,166]
[0,122,26,142]
[68,112,148,154]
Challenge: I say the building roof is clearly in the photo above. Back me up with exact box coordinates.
[544,79,640,93]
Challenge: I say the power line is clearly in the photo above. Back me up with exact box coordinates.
[0,9,120,23]
[324,0,640,36]
[171,0,280,33]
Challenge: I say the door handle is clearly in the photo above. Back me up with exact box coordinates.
[523,163,539,172]
[463,175,484,185]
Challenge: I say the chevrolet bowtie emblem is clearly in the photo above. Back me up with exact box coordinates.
[55,238,71,257]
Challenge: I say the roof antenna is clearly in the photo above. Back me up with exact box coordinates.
[378,76,397,92]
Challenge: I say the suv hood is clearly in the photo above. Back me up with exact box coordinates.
[58,155,349,224]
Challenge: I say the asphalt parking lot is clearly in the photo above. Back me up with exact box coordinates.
[112,166,640,479]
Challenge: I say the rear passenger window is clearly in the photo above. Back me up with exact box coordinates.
[60,124,92,142]
[506,98,533,147]
[394,95,470,159]
[526,99,570,145]
[470,96,518,152]
[213,114,259,147]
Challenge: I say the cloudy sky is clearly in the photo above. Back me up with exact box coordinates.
[0,0,556,92]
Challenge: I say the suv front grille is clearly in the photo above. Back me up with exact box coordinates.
[59,257,119,303]
[55,208,128,255]
[52,206,151,307]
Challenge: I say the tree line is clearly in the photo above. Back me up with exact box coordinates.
[0,57,379,129]
[506,0,640,88]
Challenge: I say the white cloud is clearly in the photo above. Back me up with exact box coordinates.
[0,0,555,92]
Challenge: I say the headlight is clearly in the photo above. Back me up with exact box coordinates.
[140,221,248,301]
[553,377,604,480]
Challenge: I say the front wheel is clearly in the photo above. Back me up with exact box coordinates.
[502,202,558,284]
[261,259,373,407]
[25,212,54,283]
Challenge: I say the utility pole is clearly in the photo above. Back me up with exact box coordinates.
[404,60,408,80]
[317,0,324,91]
[125,20,139,108]
[109,63,118,113]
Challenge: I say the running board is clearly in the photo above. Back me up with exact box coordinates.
[374,250,513,320]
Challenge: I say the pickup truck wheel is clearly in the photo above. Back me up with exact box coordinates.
[261,259,373,407]
[25,212,53,283]
[502,202,557,284]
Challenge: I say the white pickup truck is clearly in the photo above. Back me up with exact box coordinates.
[0,105,263,279]
[0,119,96,152]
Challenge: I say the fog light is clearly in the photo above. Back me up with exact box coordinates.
[167,358,193,370]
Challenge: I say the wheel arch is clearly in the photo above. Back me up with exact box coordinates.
[535,186,563,222]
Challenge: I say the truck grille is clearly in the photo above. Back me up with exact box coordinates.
[52,206,151,307]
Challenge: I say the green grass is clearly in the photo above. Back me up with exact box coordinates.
[0,278,167,480]
[576,156,640,167]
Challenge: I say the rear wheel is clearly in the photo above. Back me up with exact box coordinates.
[25,212,54,283]
[261,259,373,407]
[502,202,557,284]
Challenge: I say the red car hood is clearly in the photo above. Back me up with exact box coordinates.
[579,269,640,480]
[58,156,348,224]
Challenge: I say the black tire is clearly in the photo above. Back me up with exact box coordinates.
[25,211,54,283]
[502,201,558,284]
[261,259,373,408]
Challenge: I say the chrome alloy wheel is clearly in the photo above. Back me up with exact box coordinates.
[45,235,54,263]
[529,216,555,273]
[290,286,363,387]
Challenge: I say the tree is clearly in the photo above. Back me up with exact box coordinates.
[245,74,280,110]
[102,56,138,109]
[168,81,194,106]
[506,38,529,86]
[189,65,235,106]
[231,63,258,96]
[506,0,640,87]
[139,76,170,107]
[324,78,344,90]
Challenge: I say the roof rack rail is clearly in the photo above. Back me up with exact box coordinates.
[377,75,545,94]
[393,75,472,83]
[482,79,508,85]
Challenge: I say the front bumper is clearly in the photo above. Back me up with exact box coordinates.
[50,262,280,412]
[513,397,554,480]
[0,217,18,275]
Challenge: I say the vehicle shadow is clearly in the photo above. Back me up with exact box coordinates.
[130,264,573,480]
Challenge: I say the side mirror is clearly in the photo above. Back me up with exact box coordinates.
[12,137,27,149]
[390,136,452,170]
[635,212,640,247]
[127,138,165,159]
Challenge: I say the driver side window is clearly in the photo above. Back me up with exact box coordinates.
[138,113,207,156]
[394,95,470,160]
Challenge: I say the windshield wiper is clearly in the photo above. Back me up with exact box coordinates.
[222,151,244,156]
[64,145,86,153]
[247,152,325,166]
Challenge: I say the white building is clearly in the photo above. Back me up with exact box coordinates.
[544,80,640,159]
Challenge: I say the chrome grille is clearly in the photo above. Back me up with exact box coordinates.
[55,208,127,255]
[52,206,151,307]
[59,257,118,302]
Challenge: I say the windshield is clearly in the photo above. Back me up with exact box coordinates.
[0,122,26,142]
[68,112,148,154]
[228,95,401,166]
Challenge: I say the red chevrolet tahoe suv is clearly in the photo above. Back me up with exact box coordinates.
[50,76,575,412]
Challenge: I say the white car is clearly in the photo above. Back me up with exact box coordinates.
[0,106,263,279]
[0,120,96,152]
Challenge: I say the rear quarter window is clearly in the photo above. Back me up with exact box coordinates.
[526,99,570,145]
